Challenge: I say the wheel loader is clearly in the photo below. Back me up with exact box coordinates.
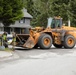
[15,17,76,49]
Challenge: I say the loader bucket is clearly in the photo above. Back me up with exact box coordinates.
[23,36,35,48]
[16,34,35,48]
[16,34,30,46]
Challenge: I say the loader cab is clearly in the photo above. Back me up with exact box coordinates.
[47,17,62,29]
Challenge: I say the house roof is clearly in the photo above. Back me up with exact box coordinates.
[22,8,33,18]
[0,23,31,28]
[9,24,31,28]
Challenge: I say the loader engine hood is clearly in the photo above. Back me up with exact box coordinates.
[62,26,76,31]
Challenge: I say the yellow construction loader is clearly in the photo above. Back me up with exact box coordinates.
[15,17,76,49]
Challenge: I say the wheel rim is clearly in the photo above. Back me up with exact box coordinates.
[43,38,50,46]
[67,38,74,46]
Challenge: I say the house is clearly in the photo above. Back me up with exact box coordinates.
[0,8,33,34]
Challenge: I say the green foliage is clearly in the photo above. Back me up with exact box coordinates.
[0,0,24,26]
[0,0,3,18]
[25,0,34,16]
[51,0,76,26]
[31,0,53,27]
[1,0,76,27]
[70,0,76,26]
[31,0,76,27]
[51,0,72,22]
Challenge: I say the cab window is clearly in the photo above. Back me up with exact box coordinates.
[51,19,61,28]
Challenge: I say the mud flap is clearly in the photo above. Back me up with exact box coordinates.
[23,36,35,48]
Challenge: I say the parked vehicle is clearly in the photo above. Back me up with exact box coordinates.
[15,16,76,49]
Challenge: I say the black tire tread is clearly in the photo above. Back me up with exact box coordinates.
[38,33,52,49]
[64,35,75,49]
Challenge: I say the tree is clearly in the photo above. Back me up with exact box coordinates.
[24,0,37,27]
[25,0,34,16]
[70,0,76,26]
[0,0,24,26]
[23,0,76,27]
[23,0,53,27]
[51,0,74,26]
[32,0,53,27]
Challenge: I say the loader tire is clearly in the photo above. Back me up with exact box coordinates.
[64,35,75,49]
[38,34,52,49]
[53,44,62,48]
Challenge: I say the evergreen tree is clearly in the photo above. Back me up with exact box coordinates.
[0,0,3,21]
[51,0,73,25]
[0,0,24,26]
[23,0,76,27]
[32,0,53,27]
[70,0,76,26]
[25,0,34,16]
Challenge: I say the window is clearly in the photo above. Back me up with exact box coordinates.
[51,19,61,28]
[55,20,60,27]
[51,19,55,28]
[19,18,25,23]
